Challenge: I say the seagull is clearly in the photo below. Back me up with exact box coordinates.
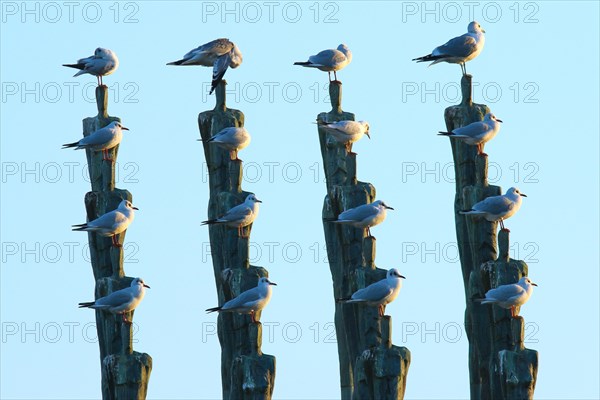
[477,277,537,318]
[328,200,394,237]
[206,277,276,323]
[167,38,243,94]
[199,127,250,161]
[201,194,261,238]
[79,277,150,324]
[438,113,502,155]
[63,48,119,86]
[413,21,485,75]
[294,44,352,82]
[62,121,129,161]
[72,199,138,247]
[317,120,370,154]
[338,269,405,316]
[460,187,526,231]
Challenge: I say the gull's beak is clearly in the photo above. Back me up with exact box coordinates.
[496,119,503,123]
[144,284,151,288]
[256,199,263,203]
[132,206,139,210]
[269,282,277,286]
[400,275,406,279]
[386,206,395,210]
[121,126,130,131]
[520,193,527,197]
[531,282,538,287]
[365,131,371,139]
[482,29,486,33]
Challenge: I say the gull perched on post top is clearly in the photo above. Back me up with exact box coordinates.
[79,277,150,324]
[438,113,502,155]
[167,38,243,94]
[413,21,485,75]
[460,187,526,231]
[206,277,276,323]
[63,48,119,86]
[294,44,352,82]
[72,199,138,247]
[201,194,261,238]
[477,277,537,318]
[62,121,129,161]
[328,200,393,237]
[338,268,405,316]
[317,120,370,154]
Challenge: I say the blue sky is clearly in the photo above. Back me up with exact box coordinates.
[1,1,599,399]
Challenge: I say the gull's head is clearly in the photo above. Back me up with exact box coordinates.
[359,121,371,139]
[120,199,139,211]
[468,21,485,34]
[388,268,406,280]
[259,277,277,286]
[132,277,151,289]
[507,187,527,198]
[114,121,129,131]
[519,276,537,287]
[95,48,116,59]
[337,44,352,61]
[485,113,503,123]
[246,194,262,204]
[230,43,243,68]
[373,200,394,210]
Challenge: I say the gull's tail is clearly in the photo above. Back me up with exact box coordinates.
[294,61,314,67]
[412,54,444,63]
[63,63,85,70]
[72,223,89,231]
[166,59,186,66]
[78,301,95,308]
[205,306,222,313]
[62,141,81,149]
[201,219,221,226]
[437,131,454,136]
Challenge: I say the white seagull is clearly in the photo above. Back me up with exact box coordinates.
[62,121,129,161]
[413,21,485,75]
[72,199,138,247]
[206,277,276,323]
[460,187,526,231]
[63,48,119,86]
[167,38,243,94]
[294,44,352,82]
[201,194,261,238]
[329,200,394,237]
[199,127,251,161]
[317,120,370,153]
[438,113,502,155]
[79,277,150,324]
[338,269,405,316]
[477,277,537,318]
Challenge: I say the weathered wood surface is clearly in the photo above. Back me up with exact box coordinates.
[198,80,275,400]
[80,85,152,399]
[317,81,410,399]
[444,75,537,399]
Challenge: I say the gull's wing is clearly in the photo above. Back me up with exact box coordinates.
[220,204,252,223]
[78,127,115,147]
[352,280,393,302]
[453,121,491,138]
[211,53,231,93]
[473,195,514,214]
[95,289,134,308]
[323,121,361,136]
[89,210,127,229]
[338,204,377,222]
[309,49,344,67]
[222,287,261,309]
[434,33,478,58]
[485,283,525,302]
[184,38,233,61]
[211,128,242,145]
